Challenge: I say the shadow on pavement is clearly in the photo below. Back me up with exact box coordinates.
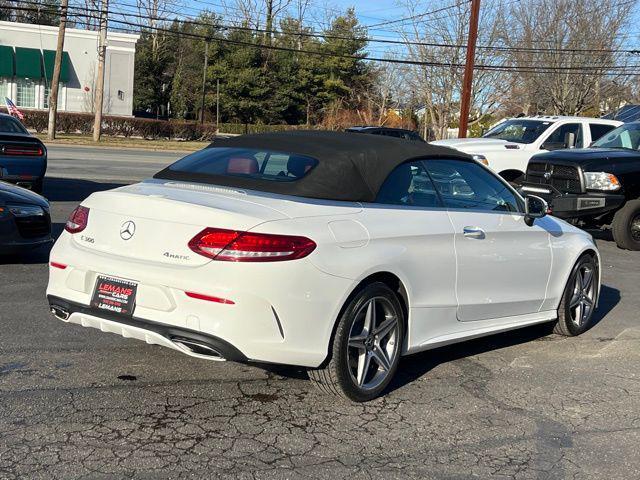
[43,177,127,202]
[588,228,614,243]
[384,283,621,395]
[591,284,621,328]
[267,283,622,396]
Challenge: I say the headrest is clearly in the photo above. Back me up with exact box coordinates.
[227,157,259,175]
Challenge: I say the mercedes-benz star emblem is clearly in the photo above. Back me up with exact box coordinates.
[120,220,136,240]
[544,171,552,180]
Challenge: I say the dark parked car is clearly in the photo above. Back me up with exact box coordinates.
[521,122,640,250]
[0,113,47,193]
[0,181,52,256]
[345,126,424,142]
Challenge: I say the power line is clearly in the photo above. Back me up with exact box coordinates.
[365,0,472,28]
[8,2,640,76]
[9,0,640,55]
[66,0,640,55]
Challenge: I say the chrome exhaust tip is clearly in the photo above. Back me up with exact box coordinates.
[171,336,224,358]
[50,305,70,321]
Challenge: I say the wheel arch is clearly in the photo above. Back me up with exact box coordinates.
[555,247,601,311]
[319,270,410,367]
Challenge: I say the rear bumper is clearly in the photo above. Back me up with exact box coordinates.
[47,295,248,362]
[520,183,625,219]
[0,157,47,181]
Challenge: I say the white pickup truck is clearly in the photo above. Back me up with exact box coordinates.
[432,115,623,183]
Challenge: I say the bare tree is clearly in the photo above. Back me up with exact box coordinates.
[220,0,292,31]
[398,0,507,139]
[70,0,101,30]
[503,0,638,115]
[135,0,181,58]
[355,61,408,126]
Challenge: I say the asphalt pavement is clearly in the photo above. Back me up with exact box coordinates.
[0,145,639,479]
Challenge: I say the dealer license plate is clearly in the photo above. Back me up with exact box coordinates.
[91,275,138,317]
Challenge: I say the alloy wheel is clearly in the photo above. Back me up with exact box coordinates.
[568,264,596,327]
[631,214,640,242]
[347,296,400,390]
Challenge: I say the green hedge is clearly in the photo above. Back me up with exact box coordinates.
[0,108,316,140]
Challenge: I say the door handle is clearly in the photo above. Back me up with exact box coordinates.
[463,226,485,239]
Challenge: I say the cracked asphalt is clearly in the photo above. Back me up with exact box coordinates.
[1,145,639,479]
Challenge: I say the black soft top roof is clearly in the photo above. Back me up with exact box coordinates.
[155,130,471,202]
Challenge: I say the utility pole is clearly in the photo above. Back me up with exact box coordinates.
[47,0,68,140]
[458,0,481,138]
[200,40,208,124]
[215,78,220,128]
[93,0,108,142]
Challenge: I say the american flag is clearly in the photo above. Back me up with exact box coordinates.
[4,97,24,121]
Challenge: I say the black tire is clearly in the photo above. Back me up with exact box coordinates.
[611,199,640,251]
[308,282,405,402]
[553,254,598,336]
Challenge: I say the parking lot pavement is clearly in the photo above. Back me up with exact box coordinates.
[1,146,639,479]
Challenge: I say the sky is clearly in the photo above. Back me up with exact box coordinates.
[180,0,409,31]
[323,0,403,24]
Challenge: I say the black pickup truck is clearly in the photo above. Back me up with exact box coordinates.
[520,122,640,250]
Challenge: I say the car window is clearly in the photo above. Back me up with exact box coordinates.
[543,123,583,148]
[375,160,442,208]
[0,116,28,134]
[482,120,551,144]
[589,123,617,143]
[423,159,522,213]
[168,147,318,182]
[592,123,640,150]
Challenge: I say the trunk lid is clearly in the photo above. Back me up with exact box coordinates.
[74,179,361,267]
[76,180,290,267]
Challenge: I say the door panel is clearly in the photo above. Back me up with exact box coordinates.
[447,211,551,321]
[423,158,552,322]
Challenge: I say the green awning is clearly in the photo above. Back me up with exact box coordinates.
[0,46,14,77]
[43,50,71,83]
[15,47,42,79]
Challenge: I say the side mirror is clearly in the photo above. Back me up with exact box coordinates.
[524,194,548,226]
[564,131,576,148]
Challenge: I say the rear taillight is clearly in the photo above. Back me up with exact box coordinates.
[65,206,89,233]
[3,146,43,156]
[188,227,316,262]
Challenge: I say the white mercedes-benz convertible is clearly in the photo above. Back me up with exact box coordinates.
[47,131,600,401]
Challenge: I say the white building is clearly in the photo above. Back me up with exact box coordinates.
[0,21,139,116]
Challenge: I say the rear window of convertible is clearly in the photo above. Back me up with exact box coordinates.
[167,147,319,182]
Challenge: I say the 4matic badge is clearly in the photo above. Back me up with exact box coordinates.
[120,220,136,240]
